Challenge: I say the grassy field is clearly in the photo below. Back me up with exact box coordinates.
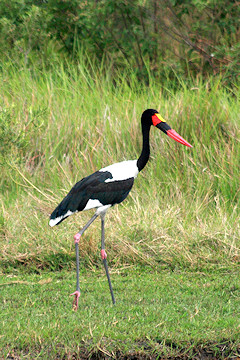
[1,268,240,359]
[0,56,240,358]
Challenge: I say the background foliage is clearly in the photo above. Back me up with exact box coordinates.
[0,0,239,270]
[0,2,240,358]
[0,0,239,84]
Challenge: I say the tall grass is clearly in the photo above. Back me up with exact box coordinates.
[0,55,239,272]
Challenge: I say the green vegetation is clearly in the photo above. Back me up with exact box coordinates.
[0,55,239,358]
[1,56,239,270]
[0,1,239,357]
[0,0,239,84]
[1,268,240,359]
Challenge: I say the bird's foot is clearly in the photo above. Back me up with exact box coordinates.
[70,290,80,311]
[74,233,81,244]
[101,249,107,260]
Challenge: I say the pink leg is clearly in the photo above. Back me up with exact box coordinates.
[101,249,107,260]
[71,213,99,310]
[70,290,80,311]
[74,232,81,244]
[101,215,115,304]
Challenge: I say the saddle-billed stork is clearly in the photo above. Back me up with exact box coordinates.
[49,109,192,310]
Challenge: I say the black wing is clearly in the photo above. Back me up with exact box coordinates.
[50,170,134,225]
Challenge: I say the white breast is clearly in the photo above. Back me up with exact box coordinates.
[100,160,139,183]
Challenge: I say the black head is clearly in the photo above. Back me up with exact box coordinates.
[141,108,192,147]
[141,109,159,126]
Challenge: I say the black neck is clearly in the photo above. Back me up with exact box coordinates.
[137,122,151,172]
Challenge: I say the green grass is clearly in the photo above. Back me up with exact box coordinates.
[0,56,239,270]
[0,55,239,358]
[1,267,240,359]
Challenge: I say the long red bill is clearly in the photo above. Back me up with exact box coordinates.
[167,129,192,148]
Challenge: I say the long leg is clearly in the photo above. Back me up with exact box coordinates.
[101,213,116,305]
[70,213,99,310]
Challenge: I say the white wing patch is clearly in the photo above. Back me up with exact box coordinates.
[83,199,103,211]
[83,201,111,214]
[100,160,138,183]
[49,210,77,227]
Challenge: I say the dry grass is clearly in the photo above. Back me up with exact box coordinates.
[0,56,239,273]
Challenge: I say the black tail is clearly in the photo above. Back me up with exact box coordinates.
[49,193,75,227]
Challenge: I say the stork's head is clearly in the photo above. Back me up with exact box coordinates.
[141,109,192,148]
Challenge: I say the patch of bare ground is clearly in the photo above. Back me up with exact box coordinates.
[3,342,239,360]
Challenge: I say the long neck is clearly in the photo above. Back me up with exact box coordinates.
[137,122,151,172]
